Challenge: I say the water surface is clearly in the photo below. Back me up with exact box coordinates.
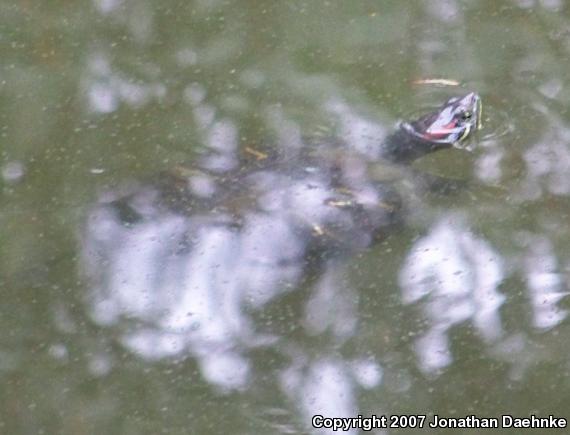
[2,1,570,434]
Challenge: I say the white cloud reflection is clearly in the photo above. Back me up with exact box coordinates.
[83,52,166,113]
[523,235,569,329]
[399,215,505,373]
[80,97,395,429]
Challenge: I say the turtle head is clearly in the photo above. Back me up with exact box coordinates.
[402,92,482,149]
[384,92,482,163]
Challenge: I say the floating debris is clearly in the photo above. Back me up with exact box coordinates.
[244,146,268,160]
[412,78,461,87]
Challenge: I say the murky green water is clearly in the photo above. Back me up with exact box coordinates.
[2,1,570,434]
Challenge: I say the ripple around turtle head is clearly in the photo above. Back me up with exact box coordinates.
[477,100,515,145]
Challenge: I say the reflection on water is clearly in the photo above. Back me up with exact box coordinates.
[522,114,570,197]
[400,215,505,373]
[1,161,25,185]
[85,52,167,114]
[5,0,570,432]
[81,100,400,433]
[81,94,403,398]
[524,235,569,329]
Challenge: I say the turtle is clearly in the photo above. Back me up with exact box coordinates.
[144,92,482,256]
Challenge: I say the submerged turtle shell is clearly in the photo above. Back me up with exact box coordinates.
[113,139,404,264]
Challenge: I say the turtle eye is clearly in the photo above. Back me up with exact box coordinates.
[460,111,472,120]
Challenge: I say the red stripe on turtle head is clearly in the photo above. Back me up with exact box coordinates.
[423,120,459,140]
